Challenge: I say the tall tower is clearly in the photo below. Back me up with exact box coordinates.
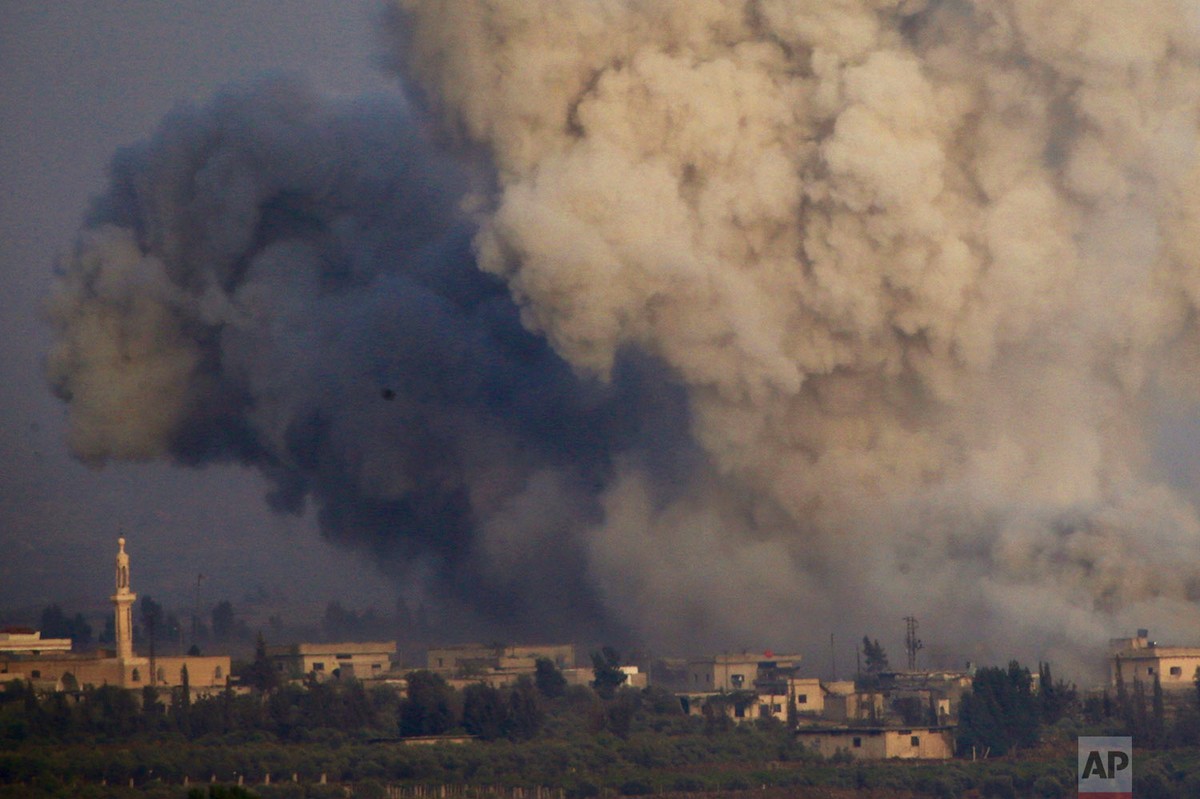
[111,537,137,661]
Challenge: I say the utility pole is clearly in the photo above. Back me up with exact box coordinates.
[829,633,836,681]
[904,616,923,671]
[192,573,205,650]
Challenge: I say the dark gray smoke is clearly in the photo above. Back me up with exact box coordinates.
[47,77,696,643]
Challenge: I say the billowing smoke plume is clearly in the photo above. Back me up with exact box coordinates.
[49,1,1200,670]
[46,80,695,642]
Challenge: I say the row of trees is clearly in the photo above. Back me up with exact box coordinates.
[1,648,631,746]
[26,597,430,655]
[956,658,1200,757]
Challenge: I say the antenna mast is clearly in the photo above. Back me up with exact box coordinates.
[904,616,923,671]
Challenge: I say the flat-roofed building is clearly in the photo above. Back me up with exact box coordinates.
[267,641,396,681]
[426,643,575,674]
[795,726,955,760]
[1111,631,1200,690]
[0,628,72,655]
[685,652,803,693]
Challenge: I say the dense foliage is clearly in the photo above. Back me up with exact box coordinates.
[11,656,1200,798]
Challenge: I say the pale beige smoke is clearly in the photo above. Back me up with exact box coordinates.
[393,0,1200,669]
[46,226,202,463]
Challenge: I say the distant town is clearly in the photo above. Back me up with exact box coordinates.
[4,537,1195,767]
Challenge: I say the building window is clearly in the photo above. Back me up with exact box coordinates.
[852,737,862,748]
[1171,667,1183,677]
[437,658,443,667]
[911,736,921,747]
[313,662,324,671]
[797,694,808,704]
[31,670,40,679]
[1148,667,1155,675]
[131,668,140,682]
[731,674,744,688]
[734,706,745,718]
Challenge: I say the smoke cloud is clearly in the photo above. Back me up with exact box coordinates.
[48,1,1200,671]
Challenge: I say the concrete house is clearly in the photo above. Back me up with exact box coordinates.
[795,726,955,760]
[1111,630,1200,691]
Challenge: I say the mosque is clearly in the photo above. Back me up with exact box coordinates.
[0,538,229,693]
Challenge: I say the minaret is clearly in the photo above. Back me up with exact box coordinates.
[111,537,137,661]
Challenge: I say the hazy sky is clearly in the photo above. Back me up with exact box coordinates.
[12,0,1200,677]
[0,1,403,621]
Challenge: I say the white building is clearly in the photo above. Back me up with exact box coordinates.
[0,629,72,655]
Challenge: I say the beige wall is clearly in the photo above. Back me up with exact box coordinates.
[799,727,953,760]
[268,642,395,680]
[0,653,230,692]
[426,643,575,674]
[790,677,824,715]
[1112,652,1200,690]
[154,656,229,689]
[686,654,803,693]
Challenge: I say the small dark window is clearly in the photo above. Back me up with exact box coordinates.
[731,674,744,687]
[1148,667,1155,675]
[911,736,920,746]
[313,662,324,671]
[734,706,745,718]
[130,668,140,682]
[1171,667,1183,677]
[797,693,808,703]
[31,670,40,679]
[852,737,862,748]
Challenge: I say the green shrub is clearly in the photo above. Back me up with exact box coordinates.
[1033,774,1064,798]
[981,774,1016,799]
[618,777,654,796]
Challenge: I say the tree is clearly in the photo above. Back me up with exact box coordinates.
[399,670,455,736]
[856,636,890,691]
[591,646,627,699]
[211,601,235,643]
[1151,672,1165,748]
[1038,662,1077,724]
[956,662,1040,756]
[246,632,280,693]
[140,596,162,685]
[462,683,508,740]
[1115,657,1131,729]
[40,604,92,648]
[506,676,544,740]
[164,612,183,654]
[862,637,889,673]
[142,685,164,728]
[534,657,567,699]
[173,664,192,736]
